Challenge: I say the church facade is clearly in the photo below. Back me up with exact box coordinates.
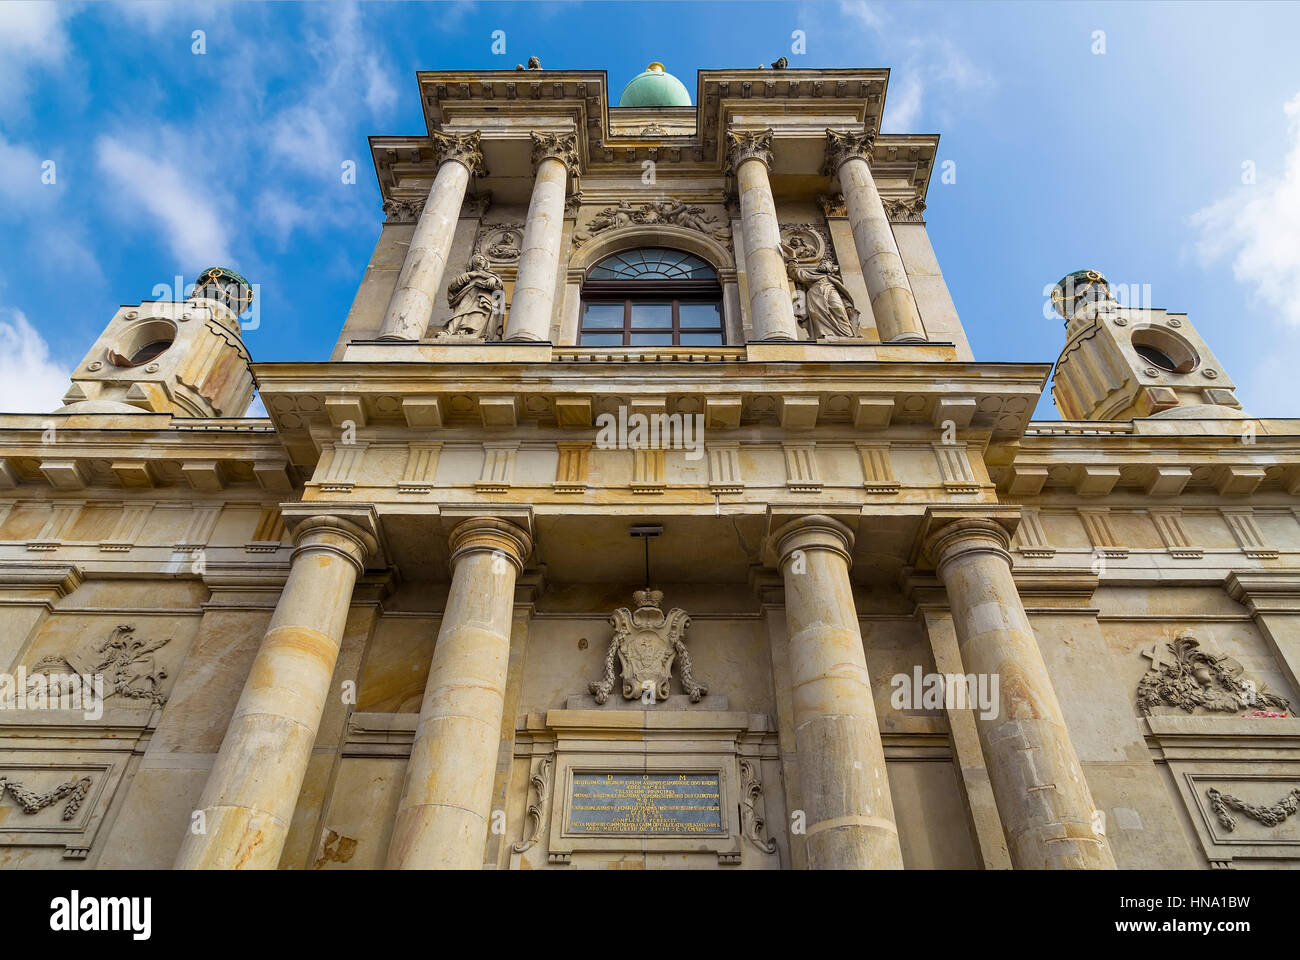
[1,60,1296,870]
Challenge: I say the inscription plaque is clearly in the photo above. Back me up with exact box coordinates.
[568,772,724,836]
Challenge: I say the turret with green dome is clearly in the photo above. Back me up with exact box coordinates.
[618,62,692,107]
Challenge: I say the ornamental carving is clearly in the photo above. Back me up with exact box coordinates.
[435,255,503,341]
[382,197,425,224]
[883,197,927,223]
[725,129,774,173]
[817,193,847,218]
[0,775,92,821]
[588,589,708,704]
[824,129,875,175]
[573,198,731,247]
[530,131,580,176]
[512,755,552,853]
[430,129,487,177]
[1207,786,1300,831]
[462,191,492,218]
[739,758,777,853]
[32,624,171,707]
[473,222,525,264]
[1136,635,1291,717]
[785,257,859,339]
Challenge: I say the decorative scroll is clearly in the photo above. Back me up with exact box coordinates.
[1136,635,1291,717]
[0,775,92,821]
[1207,786,1300,832]
[739,759,777,853]
[32,625,171,707]
[512,755,553,853]
[588,589,708,704]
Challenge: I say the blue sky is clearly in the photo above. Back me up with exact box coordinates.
[2,1,1299,419]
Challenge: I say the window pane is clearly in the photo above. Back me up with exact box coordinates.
[678,302,721,328]
[579,333,624,346]
[582,303,624,328]
[680,332,725,346]
[629,333,673,346]
[630,302,672,327]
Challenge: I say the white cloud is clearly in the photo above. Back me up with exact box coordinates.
[836,1,993,133]
[1190,92,1300,325]
[0,309,70,414]
[95,135,233,269]
[0,2,74,110]
[0,135,50,212]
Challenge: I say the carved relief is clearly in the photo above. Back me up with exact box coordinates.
[31,625,171,707]
[725,128,774,172]
[473,223,526,265]
[530,131,580,177]
[573,198,731,247]
[882,197,927,223]
[434,255,503,340]
[817,193,847,218]
[779,223,830,263]
[462,191,492,218]
[512,755,553,853]
[738,758,777,853]
[382,197,425,224]
[1207,786,1300,831]
[588,589,708,704]
[1136,635,1291,717]
[430,129,487,177]
[0,775,92,821]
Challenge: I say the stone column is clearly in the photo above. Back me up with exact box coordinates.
[378,130,486,340]
[925,518,1115,869]
[772,515,903,869]
[175,515,376,869]
[728,129,799,341]
[504,132,578,341]
[387,516,533,869]
[825,129,925,342]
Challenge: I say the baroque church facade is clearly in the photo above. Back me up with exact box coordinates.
[0,60,1296,871]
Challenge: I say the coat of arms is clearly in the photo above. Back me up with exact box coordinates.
[1136,634,1290,717]
[588,590,708,704]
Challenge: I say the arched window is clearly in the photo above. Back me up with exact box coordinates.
[580,247,724,345]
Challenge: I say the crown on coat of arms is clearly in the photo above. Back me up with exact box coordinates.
[633,588,664,610]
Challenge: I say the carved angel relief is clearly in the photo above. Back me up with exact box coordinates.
[573,199,732,248]
[1136,635,1291,717]
[588,589,708,704]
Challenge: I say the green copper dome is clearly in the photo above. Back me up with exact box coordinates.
[618,63,692,107]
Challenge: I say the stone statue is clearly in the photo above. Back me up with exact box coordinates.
[785,256,859,339]
[436,255,502,340]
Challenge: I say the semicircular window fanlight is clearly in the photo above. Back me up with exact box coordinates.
[587,248,717,281]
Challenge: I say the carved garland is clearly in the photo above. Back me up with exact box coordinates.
[1136,635,1291,717]
[0,775,92,821]
[1207,786,1300,832]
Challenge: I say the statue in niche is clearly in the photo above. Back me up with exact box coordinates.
[588,589,708,704]
[435,255,503,340]
[784,255,859,339]
[1136,634,1291,717]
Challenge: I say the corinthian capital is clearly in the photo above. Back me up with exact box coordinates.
[431,130,487,176]
[725,128,774,174]
[823,129,875,175]
[530,131,580,176]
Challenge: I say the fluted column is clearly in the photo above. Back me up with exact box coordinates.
[387,516,533,868]
[175,516,376,869]
[378,130,486,340]
[728,129,799,341]
[925,518,1115,869]
[773,515,903,869]
[504,132,577,341]
[825,129,925,342]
